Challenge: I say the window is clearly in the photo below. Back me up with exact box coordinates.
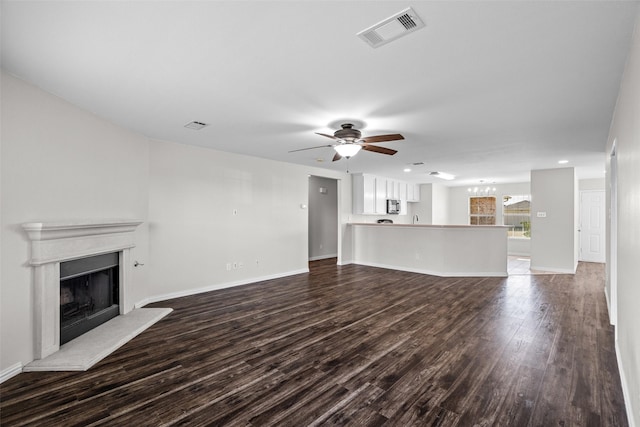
[503,195,531,238]
[469,196,496,225]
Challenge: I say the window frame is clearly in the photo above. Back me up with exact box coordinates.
[469,196,497,226]
[502,194,531,238]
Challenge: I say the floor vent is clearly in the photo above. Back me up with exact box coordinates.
[357,7,425,48]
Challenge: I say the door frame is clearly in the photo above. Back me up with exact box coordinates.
[609,142,618,327]
[307,175,340,263]
[579,190,606,263]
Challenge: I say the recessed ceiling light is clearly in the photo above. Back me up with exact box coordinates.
[558,160,569,164]
[429,171,455,180]
[404,168,411,172]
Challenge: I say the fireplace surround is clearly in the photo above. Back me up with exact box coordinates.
[22,220,142,360]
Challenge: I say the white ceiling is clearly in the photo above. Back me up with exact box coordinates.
[2,1,638,185]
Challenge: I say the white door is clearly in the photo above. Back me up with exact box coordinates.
[580,190,606,262]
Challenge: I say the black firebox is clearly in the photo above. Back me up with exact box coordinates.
[59,252,119,345]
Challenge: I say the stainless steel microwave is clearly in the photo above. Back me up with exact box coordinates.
[387,199,400,214]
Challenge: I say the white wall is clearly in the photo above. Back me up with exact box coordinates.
[530,168,577,273]
[414,184,433,224]
[352,224,507,277]
[507,237,531,257]
[410,183,450,225]
[447,183,532,256]
[431,184,450,225]
[0,72,353,376]
[446,181,604,259]
[579,178,605,191]
[574,173,580,270]
[145,140,325,300]
[447,182,531,225]
[308,176,338,260]
[606,12,640,426]
[447,186,470,225]
[1,72,151,374]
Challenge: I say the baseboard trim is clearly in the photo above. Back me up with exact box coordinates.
[603,286,615,326]
[135,268,309,308]
[0,362,23,384]
[352,261,507,278]
[615,339,637,427]
[507,252,531,257]
[309,254,338,261]
[528,265,576,274]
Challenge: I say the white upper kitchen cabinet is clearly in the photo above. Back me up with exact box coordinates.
[406,183,420,202]
[399,183,408,214]
[386,179,401,200]
[353,173,375,214]
[353,173,386,215]
[353,174,419,215]
[375,176,387,214]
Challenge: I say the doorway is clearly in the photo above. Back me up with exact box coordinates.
[308,176,338,261]
[579,190,606,263]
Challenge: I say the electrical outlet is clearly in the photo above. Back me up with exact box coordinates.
[233,262,238,269]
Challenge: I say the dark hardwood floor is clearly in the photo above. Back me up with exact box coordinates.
[0,259,628,426]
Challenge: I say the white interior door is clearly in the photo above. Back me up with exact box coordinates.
[579,190,606,263]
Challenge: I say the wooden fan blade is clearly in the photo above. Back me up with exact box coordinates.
[288,144,334,153]
[316,132,339,140]
[361,134,404,143]
[362,145,397,155]
[332,152,342,162]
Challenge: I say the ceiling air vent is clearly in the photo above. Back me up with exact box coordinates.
[357,7,425,48]
[184,121,209,130]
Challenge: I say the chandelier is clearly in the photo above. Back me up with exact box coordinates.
[468,186,496,196]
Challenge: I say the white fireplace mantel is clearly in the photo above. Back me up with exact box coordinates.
[23,219,143,359]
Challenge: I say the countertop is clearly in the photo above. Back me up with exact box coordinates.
[348,223,509,229]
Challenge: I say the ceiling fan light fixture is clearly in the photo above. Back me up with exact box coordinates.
[334,144,362,158]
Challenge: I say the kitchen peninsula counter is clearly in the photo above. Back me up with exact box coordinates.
[348,223,508,277]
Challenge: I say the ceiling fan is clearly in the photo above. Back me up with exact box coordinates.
[289,123,404,161]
